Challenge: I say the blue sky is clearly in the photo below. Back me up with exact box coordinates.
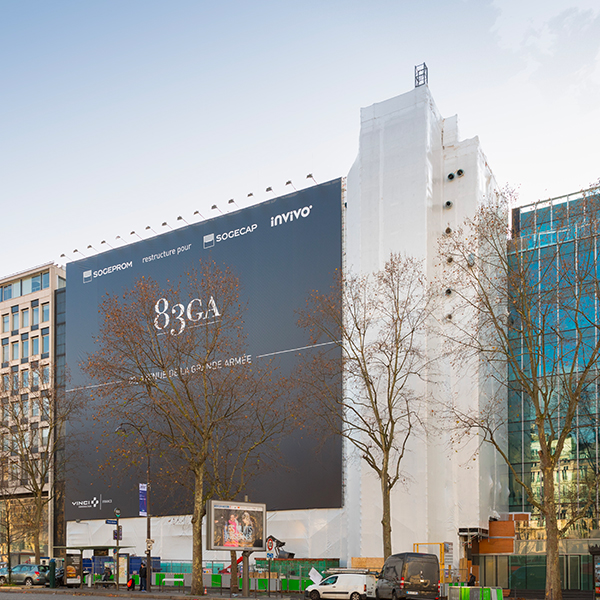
[2,0,599,277]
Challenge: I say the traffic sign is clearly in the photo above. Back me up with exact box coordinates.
[114,508,121,517]
[105,519,118,525]
[266,552,274,559]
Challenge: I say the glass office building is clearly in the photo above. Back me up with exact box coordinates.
[480,186,600,590]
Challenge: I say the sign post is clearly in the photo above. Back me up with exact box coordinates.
[114,508,121,590]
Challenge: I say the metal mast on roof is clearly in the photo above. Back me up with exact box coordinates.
[415,63,428,87]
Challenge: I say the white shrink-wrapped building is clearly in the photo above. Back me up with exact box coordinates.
[66,83,508,569]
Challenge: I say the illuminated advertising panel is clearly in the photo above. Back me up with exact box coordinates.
[65,179,342,521]
[206,500,266,551]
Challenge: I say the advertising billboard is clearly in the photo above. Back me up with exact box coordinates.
[206,500,266,551]
[65,179,343,521]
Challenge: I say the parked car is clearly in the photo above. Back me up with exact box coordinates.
[376,553,439,600]
[0,564,49,586]
[306,572,377,600]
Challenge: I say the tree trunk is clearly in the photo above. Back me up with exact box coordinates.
[34,497,42,562]
[33,528,40,563]
[230,550,239,593]
[544,468,562,600]
[191,469,205,596]
[381,468,392,559]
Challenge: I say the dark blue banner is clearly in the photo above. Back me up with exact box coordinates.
[65,179,343,520]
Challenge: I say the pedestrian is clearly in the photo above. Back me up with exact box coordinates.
[467,573,476,587]
[102,565,112,588]
[140,561,147,592]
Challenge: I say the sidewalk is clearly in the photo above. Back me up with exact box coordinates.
[0,586,297,600]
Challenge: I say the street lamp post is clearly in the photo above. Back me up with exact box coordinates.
[115,423,152,591]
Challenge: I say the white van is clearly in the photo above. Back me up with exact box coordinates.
[306,572,377,600]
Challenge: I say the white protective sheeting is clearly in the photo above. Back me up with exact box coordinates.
[344,84,507,564]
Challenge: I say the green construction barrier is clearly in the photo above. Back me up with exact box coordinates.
[460,586,471,600]
[280,577,312,592]
[155,573,184,587]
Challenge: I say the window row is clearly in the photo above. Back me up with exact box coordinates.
[1,330,50,363]
[1,366,51,392]
[0,396,50,423]
[0,271,50,303]
[1,302,50,334]
[0,453,50,485]
[0,427,50,450]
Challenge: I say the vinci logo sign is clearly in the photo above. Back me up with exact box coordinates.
[271,205,312,227]
[72,496,100,509]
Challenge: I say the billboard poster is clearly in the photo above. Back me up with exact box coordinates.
[65,179,343,521]
[206,500,266,551]
[65,554,81,585]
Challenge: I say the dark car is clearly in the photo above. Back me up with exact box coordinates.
[376,553,439,600]
[0,564,49,586]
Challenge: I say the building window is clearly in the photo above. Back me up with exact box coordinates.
[41,427,49,446]
[41,303,50,323]
[32,370,39,388]
[32,306,39,327]
[31,398,39,417]
[21,309,29,328]
[21,370,29,389]
[11,372,18,392]
[2,374,8,392]
[11,312,18,332]
[41,329,49,356]
[1,315,8,333]
[1,342,8,364]
[41,365,50,384]
[11,342,18,361]
[31,274,41,293]
[21,397,28,419]
[21,339,29,360]
[31,337,39,356]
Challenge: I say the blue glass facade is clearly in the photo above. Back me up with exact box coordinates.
[509,189,600,533]
[490,188,600,590]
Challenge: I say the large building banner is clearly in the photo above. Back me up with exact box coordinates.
[65,179,343,521]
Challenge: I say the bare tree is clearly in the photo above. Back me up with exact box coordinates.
[0,363,78,563]
[297,253,433,559]
[0,465,30,582]
[440,186,600,600]
[84,260,290,595]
